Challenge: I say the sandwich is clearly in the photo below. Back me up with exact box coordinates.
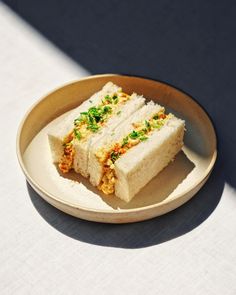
[48,82,185,203]
[89,102,185,202]
[48,82,145,177]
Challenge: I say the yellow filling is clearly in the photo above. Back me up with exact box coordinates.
[97,111,172,195]
[59,90,130,173]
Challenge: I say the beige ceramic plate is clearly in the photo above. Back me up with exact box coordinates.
[17,74,217,223]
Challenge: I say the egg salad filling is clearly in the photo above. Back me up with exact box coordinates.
[96,110,172,194]
[58,91,130,173]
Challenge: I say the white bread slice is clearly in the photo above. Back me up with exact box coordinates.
[114,116,185,202]
[48,82,122,164]
[89,101,164,186]
[73,93,145,177]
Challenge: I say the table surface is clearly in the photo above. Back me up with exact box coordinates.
[1,2,236,294]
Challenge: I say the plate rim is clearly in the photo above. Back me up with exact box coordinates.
[16,73,218,215]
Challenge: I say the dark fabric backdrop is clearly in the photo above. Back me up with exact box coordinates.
[4,0,236,187]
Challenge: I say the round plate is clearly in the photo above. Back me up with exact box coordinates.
[17,74,217,223]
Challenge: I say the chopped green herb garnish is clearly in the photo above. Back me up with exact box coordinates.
[139,130,145,136]
[126,128,149,142]
[142,128,148,133]
[93,114,100,123]
[103,105,112,114]
[152,121,163,129]
[104,95,112,103]
[74,118,80,125]
[140,136,148,141]
[121,136,129,147]
[89,100,93,103]
[129,130,140,139]
[73,128,81,140]
[87,124,99,132]
[117,111,121,115]
[87,113,94,123]
[88,107,102,123]
[74,114,87,125]
[145,120,151,130]
[112,95,119,104]
[110,151,120,163]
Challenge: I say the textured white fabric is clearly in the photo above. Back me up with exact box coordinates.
[0,3,236,295]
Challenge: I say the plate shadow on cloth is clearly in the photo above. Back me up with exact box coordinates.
[27,157,224,249]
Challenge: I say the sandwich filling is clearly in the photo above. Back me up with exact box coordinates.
[96,110,172,194]
[58,90,130,173]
